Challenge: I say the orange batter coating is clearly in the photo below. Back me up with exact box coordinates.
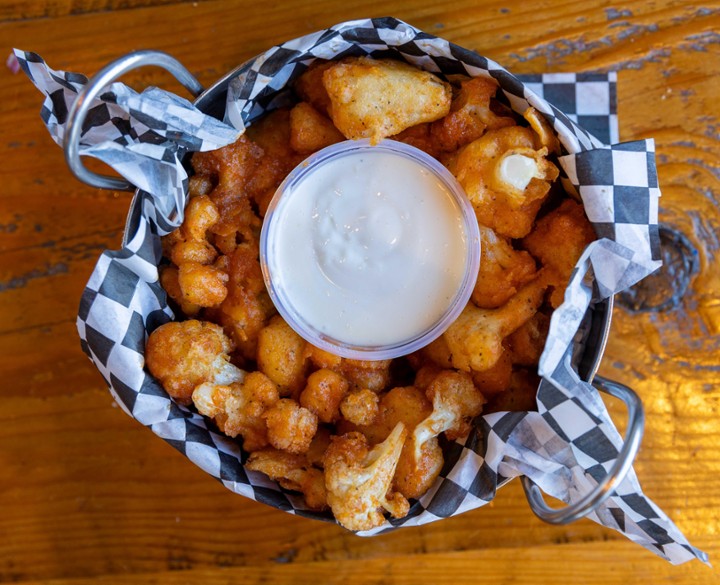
[340,389,380,427]
[443,276,548,372]
[257,316,309,396]
[300,369,350,424]
[177,262,228,307]
[246,448,327,510]
[264,398,318,454]
[293,60,334,115]
[289,102,344,154]
[324,423,409,531]
[145,320,244,406]
[505,311,551,366]
[430,76,515,152]
[192,371,279,452]
[522,198,596,308]
[449,126,559,238]
[323,57,452,144]
[472,226,538,309]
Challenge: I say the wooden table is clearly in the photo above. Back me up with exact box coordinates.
[1,1,719,583]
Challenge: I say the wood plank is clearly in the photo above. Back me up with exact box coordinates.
[10,539,720,585]
[0,0,718,582]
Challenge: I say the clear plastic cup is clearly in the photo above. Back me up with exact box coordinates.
[260,139,480,360]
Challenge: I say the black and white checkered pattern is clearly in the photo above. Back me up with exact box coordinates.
[14,49,240,233]
[20,17,707,565]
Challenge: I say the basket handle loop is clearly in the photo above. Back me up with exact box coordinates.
[521,375,645,524]
[63,50,204,192]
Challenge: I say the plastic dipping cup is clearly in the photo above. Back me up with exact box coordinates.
[260,139,480,360]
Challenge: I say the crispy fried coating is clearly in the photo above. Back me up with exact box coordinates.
[264,398,318,454]
[323,423,409,531]
[145,320,244,405]
[159,266,201,317]
[246,448,327,510]
[300,369,350,424]
[472,226,537,309]
[391,123,439,158]
[523,107,561,155]
[306,426,333,468]
[257,316,309,395]
[192,371,279,451]
[443,276,547,372]
[177,261,228,308]
[470,348,512,398]
[484,368,539,414]
[430,76,515,152]
[304,343,343,371]
[340,358,392,393]
[323,57,452,144]
[293,60,334,115]
[212,243,275,359]
[506,311,551,366]
[289,102,344,154]
[182,194,220,241]
[522,198,596,308]
[393,436,444,500]
[415,370,485,443]
[449,126,559,238]
[340,388,380,427]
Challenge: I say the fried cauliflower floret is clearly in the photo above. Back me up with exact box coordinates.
[324,423,409,531]
[472,226,537,309]
[430,76,515,152]
[522,198,596,308]
[145,320,245,405]
[523,107,561,155]
[505,310,551,366]
[177,261,228,307]
[340,388,380,427]
[340,358,392,392]
[192,371,279,451]
[415,370,485,443]
[323,57,452,144]
[264,398,318,454]
[306,426,333,467]
[484,368,539,414]
[212,244,275,359]
[449,126,559,238]
[293,60,334,115]
[443,276,547,372]
[159,266,201,317]
[257,316,309,395]
[247,448,328,510]
[304,343,343,371]
[471,348,513,398]
[300,369,350,424]
[289,102,344,154]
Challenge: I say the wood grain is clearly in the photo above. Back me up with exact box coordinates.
[1,0,719,583]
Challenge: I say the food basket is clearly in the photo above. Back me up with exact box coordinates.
[16,17,707,564]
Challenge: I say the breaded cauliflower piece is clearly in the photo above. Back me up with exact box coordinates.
[145,320,245,405]
[523,107,561,155]
[323,57,452,144]
[449,126,559,238]
[443,276,547,372]
[300,369,350,424]
[505,310,551,366]
[415,370,486,443]
[192,371,279,452]
[289,102,344,154]
[522,198,596,308]
[340,358,392,393]
[324,423,409,531]
[264,398,318,454]
[177,262,229,308]
[257,316,309,396]
[472,226,537,309]
[430,76,515,152]
[246,448,327,510]
[213,243,275,360]
[471,348,513,398]
[293,60,335,115]
[340,388,380,427]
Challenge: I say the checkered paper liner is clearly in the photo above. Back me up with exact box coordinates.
[17,17,707,565]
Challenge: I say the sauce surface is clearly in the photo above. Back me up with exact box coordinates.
[263,142,474,352]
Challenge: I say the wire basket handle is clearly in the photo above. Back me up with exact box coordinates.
[63,50,204,192]
[522,375,645,524]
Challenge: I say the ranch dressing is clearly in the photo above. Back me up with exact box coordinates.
[261,140,478,356]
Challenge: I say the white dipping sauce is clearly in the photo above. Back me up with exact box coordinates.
[262,140,476,353]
